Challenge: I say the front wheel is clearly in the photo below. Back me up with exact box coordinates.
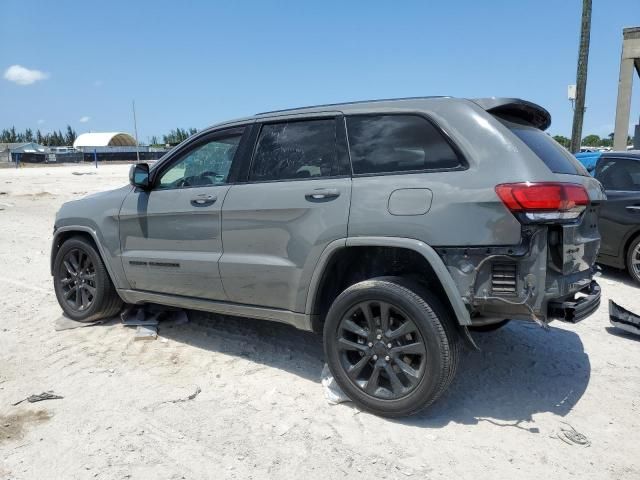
[627,236,640,285]
[53,236,122,322]
[323,277,460,417]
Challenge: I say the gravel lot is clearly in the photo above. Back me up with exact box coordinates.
[1,164,639,479]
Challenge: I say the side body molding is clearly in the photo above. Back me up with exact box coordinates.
[305,236,471,326]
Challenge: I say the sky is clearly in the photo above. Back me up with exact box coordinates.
[1,0,639,144]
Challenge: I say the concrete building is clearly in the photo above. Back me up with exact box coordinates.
[614,27,640,151]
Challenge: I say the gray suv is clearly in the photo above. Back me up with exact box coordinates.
[52,97,604,417]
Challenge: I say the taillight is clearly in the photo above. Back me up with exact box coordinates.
[495,182,589,223]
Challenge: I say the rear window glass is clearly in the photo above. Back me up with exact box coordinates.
[346,115,463,175]
[506,123,588,176]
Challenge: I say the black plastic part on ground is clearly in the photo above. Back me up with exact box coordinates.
[609,299,640,336]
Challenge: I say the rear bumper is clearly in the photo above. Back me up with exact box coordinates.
[547,280,601,323]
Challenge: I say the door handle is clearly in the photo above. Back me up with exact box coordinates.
[626,206,640,212]
[305,188,340,201]
[191,194,217,207]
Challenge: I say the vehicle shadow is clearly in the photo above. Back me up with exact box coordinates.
[159,312,325,383]
[159,313,590,426]
[605,326,640,342]
[599,265,638,288]
[400,321,590,427]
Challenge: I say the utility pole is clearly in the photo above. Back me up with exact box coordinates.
[132,100,141,163]
[570,0,592,153]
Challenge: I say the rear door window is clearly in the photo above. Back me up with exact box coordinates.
[345,114,463,175]
[505,122,588,176]
[249,119,337,181]
[595,158,640,191]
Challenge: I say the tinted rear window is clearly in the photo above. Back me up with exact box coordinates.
[506,123,587,176]
[346,115,463,175]
[249,119,337,181]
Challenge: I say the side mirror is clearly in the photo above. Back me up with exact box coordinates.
[129,163,150,189]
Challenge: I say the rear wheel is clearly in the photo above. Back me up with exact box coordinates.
[627,236,640,285]
[323,276,459,417]
[53,237,122,322]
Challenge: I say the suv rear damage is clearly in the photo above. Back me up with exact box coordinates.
[51,96,604,417]
[444,99,604,331]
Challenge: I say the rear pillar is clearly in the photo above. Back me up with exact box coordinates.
[613,27,640,151]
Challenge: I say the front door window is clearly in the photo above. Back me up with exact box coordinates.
[158,134,242,189]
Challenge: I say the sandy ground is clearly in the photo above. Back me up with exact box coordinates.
[0,163,639,480]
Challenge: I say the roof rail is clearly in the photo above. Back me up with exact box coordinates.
[255,96,448,116]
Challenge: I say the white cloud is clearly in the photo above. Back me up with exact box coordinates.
[3,65,49,85]
[79,116,91,123]
[93,80,103,87]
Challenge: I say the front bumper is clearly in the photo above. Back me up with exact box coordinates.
[547,280,601,323]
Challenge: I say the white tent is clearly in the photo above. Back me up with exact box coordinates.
[73,132,136,148]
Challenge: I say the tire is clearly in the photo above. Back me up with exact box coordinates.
[469,319,510,332]
[626,236,640,285]
[53,236,122,322]
[323,276,460,417]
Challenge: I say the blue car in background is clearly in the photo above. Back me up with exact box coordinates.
[575,150,640,284]
[574,151,604,174]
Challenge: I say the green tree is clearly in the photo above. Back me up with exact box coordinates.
[162,127,197,144]
[553,135,570,148]
[581,134,601,147]
[65,125,77,146]
[24,128,34,142]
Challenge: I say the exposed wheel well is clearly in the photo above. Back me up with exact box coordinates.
[310,246,458,334]
[51,230,100,275]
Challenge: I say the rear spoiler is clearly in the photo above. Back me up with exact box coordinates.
[472,97,551,131]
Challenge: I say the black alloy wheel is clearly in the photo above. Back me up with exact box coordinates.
[53,236,122,322]
[324,277,460,417]
[58,248,97,312]
[337,300,426,400]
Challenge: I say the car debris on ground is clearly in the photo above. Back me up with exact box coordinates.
[553,422,591,447]
[53,305,190,340]
[134,325,158,341]
[121,305,188,327]
[12,392,64,406]
[168,385,201,403]
[609,300,640,336]
[54,316,104,331]
[320,364,350,405]
[121,305,189,341]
